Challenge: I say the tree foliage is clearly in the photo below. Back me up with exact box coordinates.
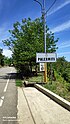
[0,48,4,66]
[53,57,70,83]
[4,57,13,66]
[3,18,58,74]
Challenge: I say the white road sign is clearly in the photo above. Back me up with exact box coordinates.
[36,53,57,63]
[40,63,45,71]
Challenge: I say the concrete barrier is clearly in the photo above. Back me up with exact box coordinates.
[34,84,70,111]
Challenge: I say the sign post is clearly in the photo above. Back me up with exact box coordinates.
[40,63,45,72]
[44,63,47,82]
[36,52,57,82]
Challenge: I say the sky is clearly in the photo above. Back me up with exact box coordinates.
[0,0,70,61]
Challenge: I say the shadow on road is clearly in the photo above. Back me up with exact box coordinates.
[0,72,23,80]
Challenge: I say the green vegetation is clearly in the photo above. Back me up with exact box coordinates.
[27,73,43,83]
[43,70,70,102]
[16,79,22,87]
[0,48,13,67]
[4,57,13,66]
[0,48,4,66]
[3,17,58,75]
[53,57,70,83]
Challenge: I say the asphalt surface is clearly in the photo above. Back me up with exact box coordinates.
[0,67,17,124]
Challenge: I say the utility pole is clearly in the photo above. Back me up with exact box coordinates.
[42,0,46,53]
[34,0,56,83]
[34,0,47,82]
[42,0,47,82]
[34,0,47,52]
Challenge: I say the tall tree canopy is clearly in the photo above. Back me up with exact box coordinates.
[3,18,58,73]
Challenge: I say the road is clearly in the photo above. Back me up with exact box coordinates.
[0,67,17,124]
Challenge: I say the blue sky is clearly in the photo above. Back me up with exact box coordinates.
[0,0,70,61]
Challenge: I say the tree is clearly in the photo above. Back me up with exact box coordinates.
[4,57,13,66]
[3,17,58,74]
[53,57,67,74]
[53,57,70,83]
[0,48,4,66]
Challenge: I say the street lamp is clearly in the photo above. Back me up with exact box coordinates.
[34,0,56,82]
[34,0,46,53]
[34,0,57,53]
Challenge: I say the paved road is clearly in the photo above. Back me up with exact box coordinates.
[18,87,70,124]
[0,67,17,124]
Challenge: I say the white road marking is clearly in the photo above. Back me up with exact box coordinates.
[0,96,4,107]
[0,69,13,107]
[4,79,9,92]
[4,70,12,93]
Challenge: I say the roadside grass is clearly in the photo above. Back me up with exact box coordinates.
[27,73,44,83]
[43,71,70,102]
[16,79,22,87]
[43,81,69,100]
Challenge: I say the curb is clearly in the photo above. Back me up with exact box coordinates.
[34,84,70,111]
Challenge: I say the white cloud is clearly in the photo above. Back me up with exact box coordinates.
[50,20,70,33]
[59,44,70,49]
[48,0,70,15]
[58,40,70,46]
[0,24,10,42]
[57,51,70,55]
[0,26,6,36]
[3,49,12,58]
[58,41,70,49]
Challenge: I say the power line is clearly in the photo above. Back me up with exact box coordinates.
[46,0,57,14]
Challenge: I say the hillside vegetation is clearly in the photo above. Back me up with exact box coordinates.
[43,57,70,102]
[44,70,70,102]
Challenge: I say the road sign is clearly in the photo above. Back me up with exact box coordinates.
[40,63,45,71]
[36,53,57,63]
